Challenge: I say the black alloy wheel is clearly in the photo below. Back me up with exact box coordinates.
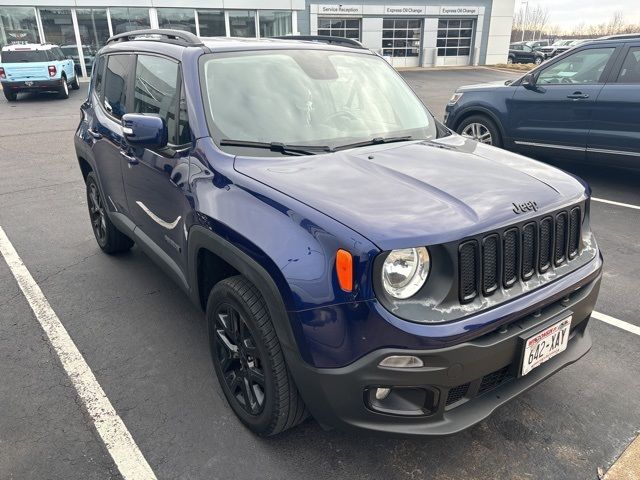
[213,303,266,416]
[88,180,107,245]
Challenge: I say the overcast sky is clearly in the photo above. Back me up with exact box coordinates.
[520,0,640,30]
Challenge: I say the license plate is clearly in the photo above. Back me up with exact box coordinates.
[24,81,34,86]
[520,316,572,376]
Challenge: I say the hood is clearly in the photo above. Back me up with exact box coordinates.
[457,80,513,92]
[234,135,588,251]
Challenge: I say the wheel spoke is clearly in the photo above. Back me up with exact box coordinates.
[216,328,239,355]
[247,367,265,387]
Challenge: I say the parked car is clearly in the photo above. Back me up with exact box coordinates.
[445,34,640,169]
[508,42,545,65]
[537,39,587,58]
[61,44,96,75]
[526,40,551,50]
[0,43,79,101]
[76,29,602,436]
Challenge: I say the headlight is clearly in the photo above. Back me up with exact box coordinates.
[448,92,463,104]
[381,247,430,299]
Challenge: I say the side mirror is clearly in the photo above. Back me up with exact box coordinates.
[121,114,168,149]
[521,73,536,89]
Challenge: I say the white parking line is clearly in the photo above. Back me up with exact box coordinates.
[592,311,640,336]
[0,226,157,480]
[592,197,640,211]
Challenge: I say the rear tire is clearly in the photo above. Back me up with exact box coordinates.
[507,56,514,64]
[85,172,134,254]
[71,75,80,90]
[4,90,17,101]
[206,276,308,436]
[534,56,543,65]
[58,76,69,99]
[457,114,503,148]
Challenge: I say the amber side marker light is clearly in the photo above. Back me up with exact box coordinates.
[336,249,353,292]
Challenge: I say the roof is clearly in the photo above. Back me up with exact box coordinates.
[1,43,57,51]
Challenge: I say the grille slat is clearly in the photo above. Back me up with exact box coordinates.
[503,228,519,288]
[522,223,537,280]
[457,205,583,302]
[555,212,568,266]
[459,241,479,303]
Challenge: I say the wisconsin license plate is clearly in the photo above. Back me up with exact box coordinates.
[520,316,572,376]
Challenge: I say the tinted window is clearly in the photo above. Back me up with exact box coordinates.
[103,55,132,119]
[133,55,187,145]
[93,55,106,96]
[537,48,615,85]
[617,47,640,83]
[1,50,48,62]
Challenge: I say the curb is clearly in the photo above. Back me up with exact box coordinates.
[603,433,640,480]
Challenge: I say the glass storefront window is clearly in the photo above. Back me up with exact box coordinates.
[198,10,226,37]
[40,8,79,72]
[109,8,150,35]
[76,9,110,76]
[317,18,361,40]
[0,7,40,49]
[259,11,292,37]
[228,11,256,38]
[157,8,196,34]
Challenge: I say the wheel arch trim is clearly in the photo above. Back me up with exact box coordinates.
[451,106,507,142]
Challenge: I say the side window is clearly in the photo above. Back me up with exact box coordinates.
[93,55,106,97]
[617,47,640,84]
[133,55,187,146]
[103,55,132,119]
[537,48,615,85]
[177,81,191,145]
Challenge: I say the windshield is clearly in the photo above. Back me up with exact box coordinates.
[1,50,48,63]
[200,49,437,155]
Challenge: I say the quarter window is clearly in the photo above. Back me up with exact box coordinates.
[537,48,615,85]
[93,55,105,96]
[617,47,640,84]
[133,55,187,146]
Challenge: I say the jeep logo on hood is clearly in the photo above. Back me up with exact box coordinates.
[513,201,538,214]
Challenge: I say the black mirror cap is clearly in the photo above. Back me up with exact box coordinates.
[521,73,536,88]
[121,113,168,149]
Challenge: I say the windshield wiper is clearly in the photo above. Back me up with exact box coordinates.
[332,136,414,152]
[220,139,333,156]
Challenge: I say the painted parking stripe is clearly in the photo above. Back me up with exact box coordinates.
[592,197,640,211]
[0,226,157,480]
[592,311,640,336]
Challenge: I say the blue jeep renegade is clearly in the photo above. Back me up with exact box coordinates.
[75,30,603,436]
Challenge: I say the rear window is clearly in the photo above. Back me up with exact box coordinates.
[1,50,49,63]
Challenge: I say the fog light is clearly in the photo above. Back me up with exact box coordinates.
[379,355,424,368]
[375,387,391,400]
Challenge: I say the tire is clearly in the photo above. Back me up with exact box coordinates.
[4,90,17,101]
[457,114,503,148]
[207,276,308,436]
[58,76,69,99]
[85,172,134,254]
[71,75,80,90]
[507,56,514,64]
[534,56,543,65]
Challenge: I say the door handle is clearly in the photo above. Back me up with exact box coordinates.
[87,128,102,139]
[120,150,138,165]
[567,93,589,99]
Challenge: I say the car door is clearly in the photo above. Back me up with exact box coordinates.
[587,44,640,168]
[121,54,192,285]
[508,45,619,160]
[521,45,535,63]
[89,53,134,215]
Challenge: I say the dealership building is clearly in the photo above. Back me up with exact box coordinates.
[0,0,514,75]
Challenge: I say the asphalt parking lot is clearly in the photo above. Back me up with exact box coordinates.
[0,68,639,480]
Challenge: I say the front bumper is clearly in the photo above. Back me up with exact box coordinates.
[289,260,601,436]
[1,79,63,93]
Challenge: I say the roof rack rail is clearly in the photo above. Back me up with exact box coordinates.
[106,29,204,47]
[596,33,640,40]
[273,35,366,49]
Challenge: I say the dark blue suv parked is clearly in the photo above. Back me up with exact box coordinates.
[75,30,602,436]
[445,34,640,169]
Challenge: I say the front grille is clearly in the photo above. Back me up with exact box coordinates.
[458,205,582,303]
[477,366,512,395]
[445,383,470,406]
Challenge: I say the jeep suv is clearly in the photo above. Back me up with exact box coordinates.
[1,43,80,101]
[75,30,602,436]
